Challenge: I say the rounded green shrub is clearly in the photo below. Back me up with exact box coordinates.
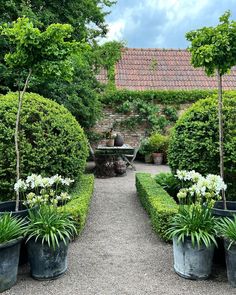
[168,92,236,199]
[0,92,88,200]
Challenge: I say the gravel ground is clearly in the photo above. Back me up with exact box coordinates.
[5,162,236,295]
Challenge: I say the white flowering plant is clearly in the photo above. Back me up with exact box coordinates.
[175,170,227,208]
[14,174,74,208]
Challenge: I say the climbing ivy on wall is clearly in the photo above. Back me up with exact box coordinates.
[96,41,124,90]
[113,99,178,134]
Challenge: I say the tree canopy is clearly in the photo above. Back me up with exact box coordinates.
[186,11,236,76]
[0,0,115,41]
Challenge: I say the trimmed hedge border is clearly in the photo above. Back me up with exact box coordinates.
[102,89,218,105]
[136,173,178,241]
[62,174,94,234]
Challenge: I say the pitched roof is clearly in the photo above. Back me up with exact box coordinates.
[98,48,236,90]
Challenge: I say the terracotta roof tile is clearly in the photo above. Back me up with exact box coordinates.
[97,48,236,90]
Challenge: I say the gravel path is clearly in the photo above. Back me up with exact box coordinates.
[5,163,236,295]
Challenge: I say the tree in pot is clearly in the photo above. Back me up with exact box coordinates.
[0,214,27,292]
[186,10,236,209]
[216,216,236,287]
[0,17,77,212]
[166,205,217,280]
[26,206,77,280]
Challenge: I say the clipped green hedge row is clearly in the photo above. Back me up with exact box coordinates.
[102,89,218,105]
[62,174,94,234]
[136,173,178,241]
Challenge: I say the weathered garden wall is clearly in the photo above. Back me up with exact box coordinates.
[91,103,191,147]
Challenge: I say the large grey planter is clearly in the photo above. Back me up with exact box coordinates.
[27,239,69,280]
[224,240,236,287]
[173,237,214,280]
[0,237,22,292]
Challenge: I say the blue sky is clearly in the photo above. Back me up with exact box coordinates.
[104,0,236,48]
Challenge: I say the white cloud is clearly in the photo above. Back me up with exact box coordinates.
[106,19,125,41]
[103,0,235,48]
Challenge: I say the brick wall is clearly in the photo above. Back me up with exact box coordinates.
[91,103,191,147]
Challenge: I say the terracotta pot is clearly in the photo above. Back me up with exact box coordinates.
[106,139,114,147]
[152,152,163,165]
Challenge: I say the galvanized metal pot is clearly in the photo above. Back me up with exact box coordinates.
[173,237,214,280]
[0,237,22,292]
[27,239,69,280]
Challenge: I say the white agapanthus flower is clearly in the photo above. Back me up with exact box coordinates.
[176,169,227,207]
[17,173,74,208]
[61,177,74,186]
[176,170,188,181]
[14,179,28,192]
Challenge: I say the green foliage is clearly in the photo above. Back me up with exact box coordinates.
[102,89,217,105]
[35,51,102,129]
[0,0,114,42]
[62,174,94,234]
[216,216,236,249]
[27,206,77,250]
[115,98,171,133]
[166,206,217,248]
[95,41,124,90]
[162,105,178,122]
[139,133,169,156]
[168,93,236,199]
[0,214,27,244]
[1,17,77,81]
[109,90,218,133]
[155,172,181,200]
[149,132,169,153]
[136,173,178,241]
[186,11,236,76]
[0,92,88,200]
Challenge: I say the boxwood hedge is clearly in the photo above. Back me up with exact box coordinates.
[136,173,178,241]
[102,89,218,105]
[0,92,88,200]
[168,92,236,199]
[62,174,94,234]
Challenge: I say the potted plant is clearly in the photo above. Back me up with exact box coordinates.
[139,137,153,163]
[166,205,217,279]
[166,170,228,280]
[106,128,116,147]
[149,132,169,165]
[0,214,27,292]
[216,216,236,287]
[26,206,77,280]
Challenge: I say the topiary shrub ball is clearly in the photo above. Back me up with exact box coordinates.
[168,92,236,199]
[0,92,88,200]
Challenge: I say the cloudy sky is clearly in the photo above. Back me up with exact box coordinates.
[104,0,236,48]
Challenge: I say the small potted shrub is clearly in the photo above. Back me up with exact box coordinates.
[217,216,236,287]
[149,132,169,165]
[26,206,77,280]
[139,137,153,163]
[0,214,27,292]
[167,205,217,279]
[106,128,116,147]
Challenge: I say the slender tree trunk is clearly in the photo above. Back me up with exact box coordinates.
[217,69,226,210]
[15,69,32,211]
